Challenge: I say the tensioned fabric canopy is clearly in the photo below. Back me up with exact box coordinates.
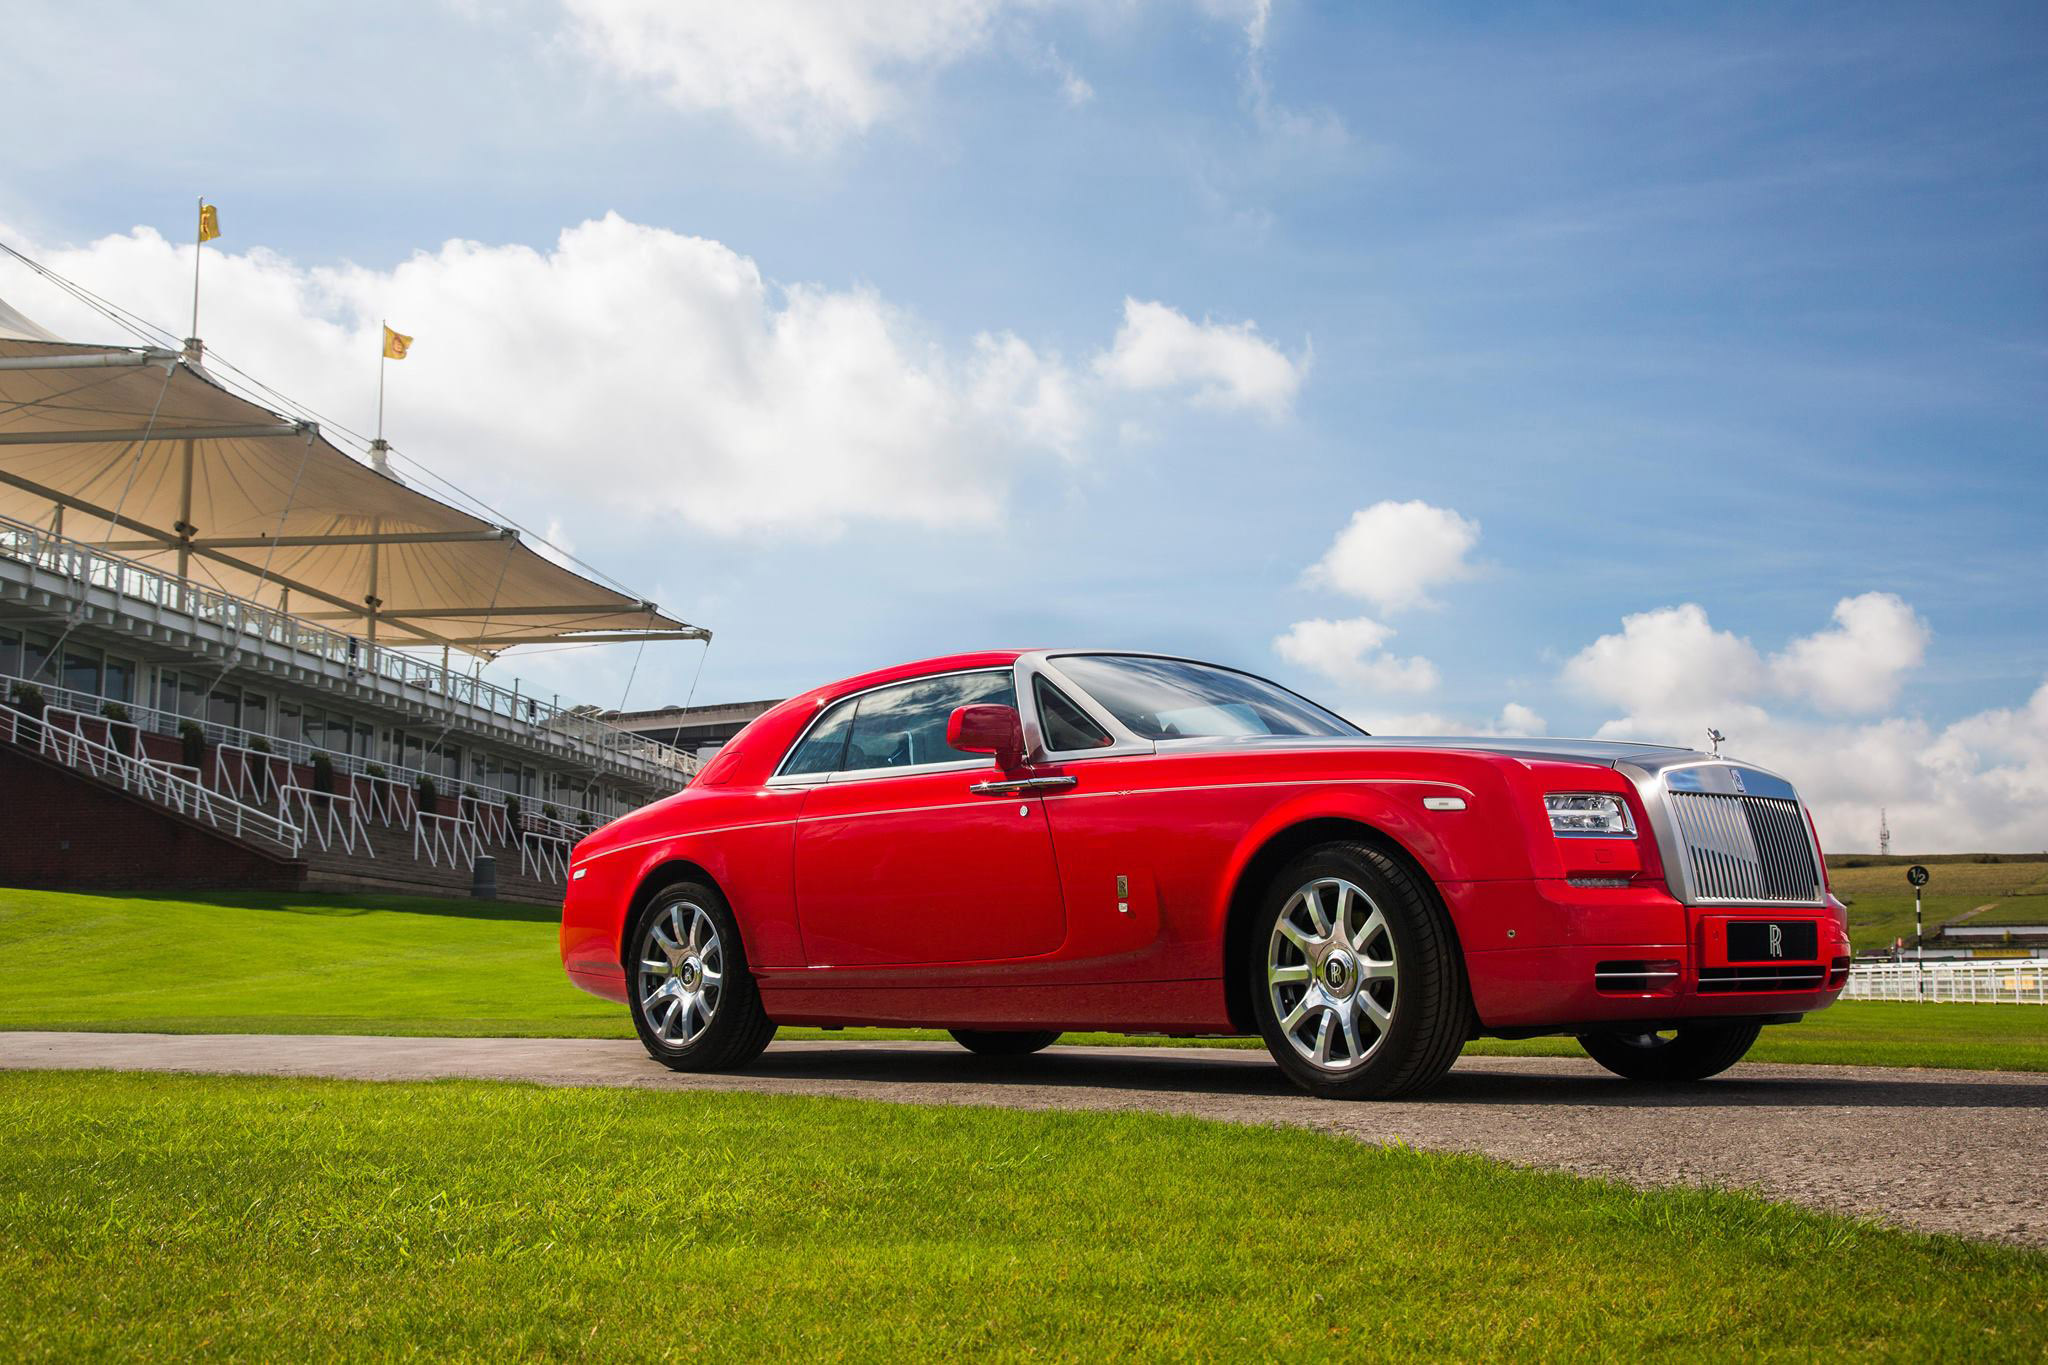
[0,299,705,657]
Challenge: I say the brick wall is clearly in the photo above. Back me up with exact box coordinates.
[0,742,304,893]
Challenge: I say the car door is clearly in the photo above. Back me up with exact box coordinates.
[790,669,1068,967]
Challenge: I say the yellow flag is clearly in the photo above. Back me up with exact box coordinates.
[197,203,221,243]
[382,325,413,360]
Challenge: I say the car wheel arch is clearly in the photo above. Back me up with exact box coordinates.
[1219,816,1465,1035]
[619,859,736,969]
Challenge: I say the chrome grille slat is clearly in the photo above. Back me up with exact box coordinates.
[1668,791,1820,904]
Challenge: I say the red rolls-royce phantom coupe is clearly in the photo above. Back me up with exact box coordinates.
[560,651,1848,1099]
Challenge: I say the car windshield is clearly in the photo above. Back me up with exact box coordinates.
[1053,655,1362,741]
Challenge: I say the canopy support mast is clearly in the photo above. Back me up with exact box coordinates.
[175,438,195,583]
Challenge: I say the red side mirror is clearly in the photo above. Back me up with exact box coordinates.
[947,703,1024,771]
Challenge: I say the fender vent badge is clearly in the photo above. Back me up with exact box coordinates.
[1423,796,1467,812]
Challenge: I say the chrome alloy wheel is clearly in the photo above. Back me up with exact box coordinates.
[637,899,724,1048]
[1266,876,1398,1070]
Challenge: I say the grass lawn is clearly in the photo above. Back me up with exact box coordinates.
[0,887,626,1038]
[3,886,2045,1071]
[1,1071,2042,1359]
[1828,856,2048,953]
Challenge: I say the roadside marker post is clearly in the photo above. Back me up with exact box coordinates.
[1907,864,1930,1001]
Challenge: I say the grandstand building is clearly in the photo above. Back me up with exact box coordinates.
[601,698,783,761]
[0,284,705,904]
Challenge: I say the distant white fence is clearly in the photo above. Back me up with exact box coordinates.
[413,811,481,871]
[282,787,374,858]
[3,701,301,856]
[1844,960,2047,1005]
[519,831,572,883]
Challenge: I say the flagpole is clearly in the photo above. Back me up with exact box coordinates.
[377,320,387,443]
[190,197,205,339]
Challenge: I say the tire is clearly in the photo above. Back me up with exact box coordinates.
[626,880,776,1072]
[1249,841,1470,1100]
[1576,1021,1762,1082]
[949,1029,1062,1056]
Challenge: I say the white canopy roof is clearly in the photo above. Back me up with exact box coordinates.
[0,299,704,657]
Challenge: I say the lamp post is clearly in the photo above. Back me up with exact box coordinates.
[1907,864,1930,1001]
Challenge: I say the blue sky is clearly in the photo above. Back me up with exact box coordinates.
[3,1,2044,847]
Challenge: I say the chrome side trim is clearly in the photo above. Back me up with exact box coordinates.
[969,775,1079,796]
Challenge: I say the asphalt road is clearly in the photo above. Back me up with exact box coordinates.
[5,1031,2044,1247]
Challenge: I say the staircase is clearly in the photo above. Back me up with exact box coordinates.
[3,702,572,906]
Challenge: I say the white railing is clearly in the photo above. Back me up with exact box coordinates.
[4,701,302,856]
[213,742,299,809]
[1844,960,2048,1005]
[459,792,513,846]
[413,811,481,871]
[0,669,626,830]
[519,831,572,883]
[39,706,202,802]
[521,809,598,843]
[357,772,418,830]
[282,787,374,858]
[0,512,698,785]
[41,705,145,760]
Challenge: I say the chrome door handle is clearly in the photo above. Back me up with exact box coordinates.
[970,775,1078,795]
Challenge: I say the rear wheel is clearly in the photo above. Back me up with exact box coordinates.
[949,1029,1062,1056]
[1577,1021,1762,1081]
[627,881,776,1071]
[1250,842,1469,1100]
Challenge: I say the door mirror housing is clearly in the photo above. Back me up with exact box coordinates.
[947,704,1025,771]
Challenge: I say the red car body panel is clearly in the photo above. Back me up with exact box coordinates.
[561,650,1848,1038]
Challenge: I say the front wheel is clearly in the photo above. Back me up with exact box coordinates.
[1577,1021,1762,1081]
[949,1029,1062,1056]
[1250,842,1470,1100]
[628,881,776,1072]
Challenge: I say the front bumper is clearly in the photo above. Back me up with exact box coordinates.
[1448,879,1851,1033]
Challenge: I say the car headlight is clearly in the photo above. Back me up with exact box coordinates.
[1545,792,1635,837]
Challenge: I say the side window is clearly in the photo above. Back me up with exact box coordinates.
[843,671,1016,772]
[1035,676,1111,751]
[780,698,856,776]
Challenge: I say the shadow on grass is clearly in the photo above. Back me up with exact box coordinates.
[730,1040,2048,1112]
[103,890,560,925]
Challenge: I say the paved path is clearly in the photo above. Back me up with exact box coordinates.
[5,1031,2044,1247]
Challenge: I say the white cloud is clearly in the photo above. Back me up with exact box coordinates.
[1770,591,1929,714]
[1,216,1080,539]
[1496,702,1546,736]
[1560,602,1767,739]
[1557,599,2048,852]
[1199,0,1348,154]
[1,217,1296,543]
[1690,694,2048,856]
[551,1,1320,149]
[558,0,1009,149]
[1094,298,1306,416]
[1274,616,1437,694]
[1305,500,1480,613]
[1030,41,1094,107]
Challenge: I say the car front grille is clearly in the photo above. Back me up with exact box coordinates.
[1668,792,1821,904]
[1698,964,1829,994]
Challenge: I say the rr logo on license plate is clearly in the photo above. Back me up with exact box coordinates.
[1728,920,1816,962]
